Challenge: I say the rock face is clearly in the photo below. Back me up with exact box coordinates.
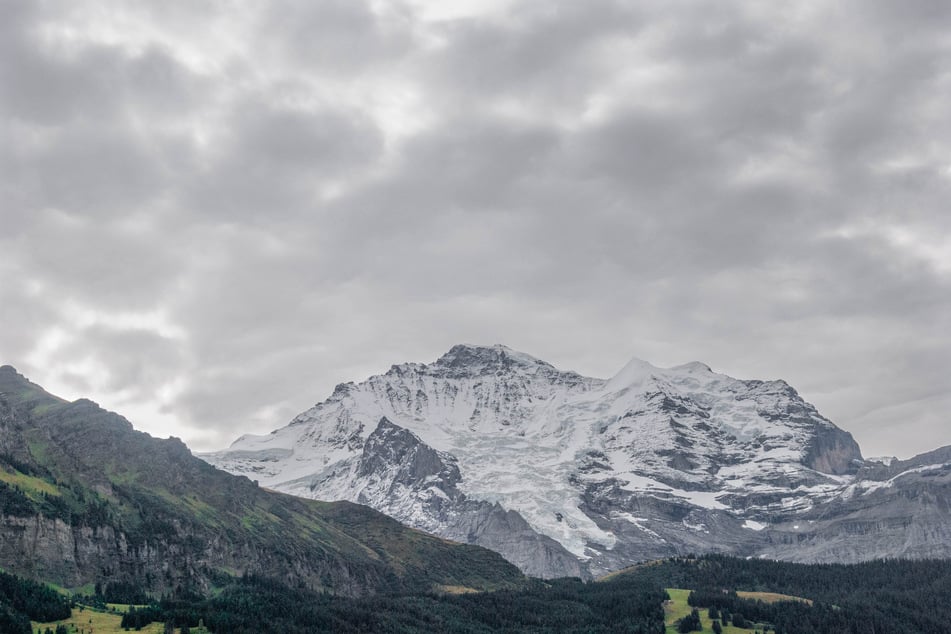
[202,344,951,578]
[762,451,951,563]
[279,416,584,579]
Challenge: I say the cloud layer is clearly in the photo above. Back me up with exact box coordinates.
[3,0,949,457]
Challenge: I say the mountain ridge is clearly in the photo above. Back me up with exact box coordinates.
[200,344,950,579]
[0,364,524,596]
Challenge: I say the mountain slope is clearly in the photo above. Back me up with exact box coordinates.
[201,344,947,578]
[0,365,524,596]
[761,447,951,563]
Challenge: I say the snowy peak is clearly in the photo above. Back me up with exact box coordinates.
[671,361,713,373]
[427,344,593,390]
[434,344,553,374]
[204,345,870,577]
[603,356,659,392]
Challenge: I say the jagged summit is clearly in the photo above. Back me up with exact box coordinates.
[429,344,573,381]
[437,343,547,366]
[0,364,34,386]
[203,345,876,577]
[671,361,713,373]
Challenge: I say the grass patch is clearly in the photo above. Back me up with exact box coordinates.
[736,590,812,605]
[105,603,151,612]
[597,559,664,583]
[33,605,215,634]
[104,466,139,486]
[26,438,50,466]
[31,402,63,417]
[0,468,60,498]
[434,584,480,594]
[664,588,765,634]
[70,583,96,596]
[32,606,166,634]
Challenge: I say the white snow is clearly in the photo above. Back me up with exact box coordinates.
[202,344,862,560]
[612,512,664,540]
[839,463,947,500]
[680,490,730,510]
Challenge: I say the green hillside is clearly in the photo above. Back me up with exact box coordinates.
[0,365,523,598]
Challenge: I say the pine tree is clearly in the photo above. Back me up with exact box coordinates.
[678,608,703,633]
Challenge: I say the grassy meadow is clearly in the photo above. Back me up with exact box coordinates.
[664,587,773,634]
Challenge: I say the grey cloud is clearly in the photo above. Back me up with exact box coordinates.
[0,273,61,362]
[261,0,416,73]
[54,324,185,395]
[565,108,723,195]
[7,121,182,218]
[0,7,205,220]
[424,0,644,109]
[801,235,950,319]
[855,0,951,30]
[183,97,384,222]
[0,8,117,125]
[0,3,205,126]
[8,213,183,310]
[337,115,559,222]
[2,0,949,458]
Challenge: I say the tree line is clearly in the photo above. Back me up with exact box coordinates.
[15,552,951,633]
[643,555,951,634]
[0,570,71,634]
[119,573,667,633]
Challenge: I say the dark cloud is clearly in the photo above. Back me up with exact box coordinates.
[183,97,384,222]
[2,0,948,458]
[262,0,416,73]
[423,1,643,106]
[7,212,183,309]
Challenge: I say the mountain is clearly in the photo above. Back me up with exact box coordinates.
[0,365,524,596]
[204,344,951,578]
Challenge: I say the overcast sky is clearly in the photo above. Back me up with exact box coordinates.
[2,0,949,458]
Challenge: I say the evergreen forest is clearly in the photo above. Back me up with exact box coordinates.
[12,555,951,633]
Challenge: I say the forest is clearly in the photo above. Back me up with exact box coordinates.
[630,555,951,634]
[0,570,71,634]
[118,574,667,633]
[11,555,951,633]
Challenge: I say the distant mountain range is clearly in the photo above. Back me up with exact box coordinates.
[0,365,523,596]
[204,344,951,579]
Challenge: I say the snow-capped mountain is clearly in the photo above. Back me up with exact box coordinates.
[202,344,950,577]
